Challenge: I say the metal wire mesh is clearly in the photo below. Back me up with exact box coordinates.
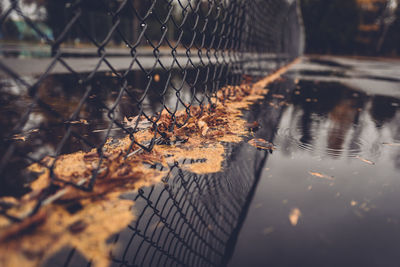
[0,0,302,196]
[42,78,296,267]
[0,0,303,265]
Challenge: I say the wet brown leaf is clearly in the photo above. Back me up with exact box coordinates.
[289,208,301,226]
[272,94,285,99]
[355,156,375,165]
[245,121,260,131]
[68,119,88,125]
[248,138,276,151]
[309,171,335,181]
[11,134,26,141]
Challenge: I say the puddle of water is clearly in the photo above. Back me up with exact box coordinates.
[228,72,400,266]
[40,70,399,266]
[2,56,400,266]
[0,67,237,197]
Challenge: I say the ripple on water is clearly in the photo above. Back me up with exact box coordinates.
[275,126,369,158]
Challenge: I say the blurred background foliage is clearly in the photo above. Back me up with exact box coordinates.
[1,0,399,56]
[301,0,400,56]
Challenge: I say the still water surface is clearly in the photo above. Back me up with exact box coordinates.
[229,57,400,266]
[2,56,400,266]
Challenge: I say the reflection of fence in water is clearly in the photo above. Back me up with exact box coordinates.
[54,79,288,267]
[104,79,295,267]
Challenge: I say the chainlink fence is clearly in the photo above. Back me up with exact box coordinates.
[1,0,303,265]
[43,77,296,267]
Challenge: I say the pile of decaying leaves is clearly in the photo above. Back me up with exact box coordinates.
[0,61,295,267]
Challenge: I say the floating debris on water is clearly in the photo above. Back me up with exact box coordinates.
[351,200,358,206]
[66,119,89,125]
[245,121,260,131]
[309,171,335,181]
[248,138,276,153]
[355,156,375,165]
[289,208,302,226]
[272,94,285,99]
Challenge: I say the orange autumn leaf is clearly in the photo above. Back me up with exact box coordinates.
[248,138,276,151]
[355,156,375,165]
[289,208,301,226]
[309,171,335,180]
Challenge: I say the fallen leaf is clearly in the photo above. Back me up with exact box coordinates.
[67,119,88,125]
[289,208,301,226]
[124,115,151,129]
[197,120,209,136]
[309,171,335,180]
[350,200,358,206]
[248,138,276,152]
[12,134,26,141]
[272,94,285,99]
[245,121,260,131]
[355,156,375,165]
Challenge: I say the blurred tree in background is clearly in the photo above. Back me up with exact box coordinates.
[379,3,400,55]
[301,0,400,56]
[300,0,361,54]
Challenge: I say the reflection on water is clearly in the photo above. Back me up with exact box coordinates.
[229,74,400,266]
[42,76,292,267]
[2,57,400,266]
[46,72,400,266]
[275,80,400,162]
[0,67,235,196]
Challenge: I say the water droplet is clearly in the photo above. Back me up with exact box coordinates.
[140,23,146,28]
